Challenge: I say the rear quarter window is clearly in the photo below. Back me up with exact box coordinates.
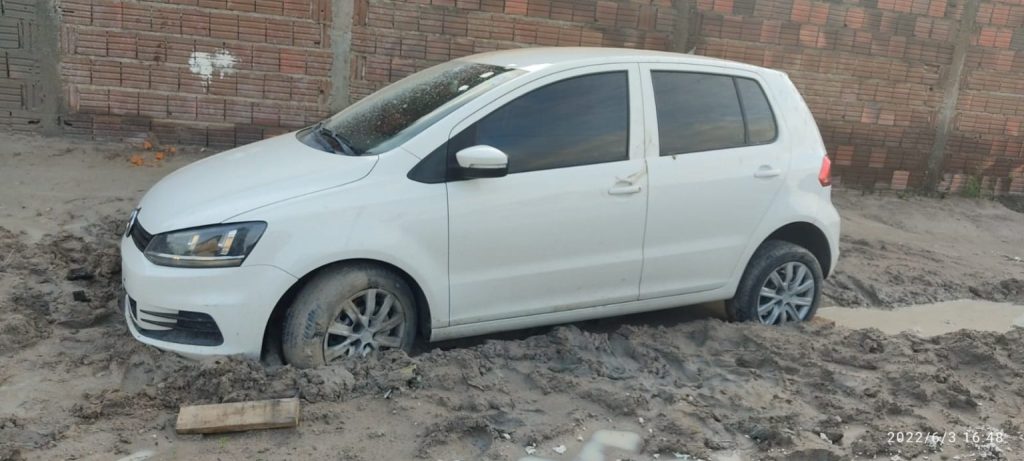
[735,78,777,144]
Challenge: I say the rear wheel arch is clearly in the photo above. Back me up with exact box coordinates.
[758,221,832,278]
[260,258,432,362]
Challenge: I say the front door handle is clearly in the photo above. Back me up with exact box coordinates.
[608,184,642,195]
[754,166,782,178]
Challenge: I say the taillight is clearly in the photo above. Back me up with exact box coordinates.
[818,155,832,187]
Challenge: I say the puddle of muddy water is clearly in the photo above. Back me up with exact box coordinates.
[819,299,1024,336]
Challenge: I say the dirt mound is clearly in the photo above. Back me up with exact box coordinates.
[0,221,123,355]
[824,236,1024,308]
[997,195,1024,214]
[405,323,1023,459]
[59,319,1024,459]
[825,192,1024,309]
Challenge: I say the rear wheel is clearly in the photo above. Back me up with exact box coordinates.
[726,240,822,324]
[282,263,417,368]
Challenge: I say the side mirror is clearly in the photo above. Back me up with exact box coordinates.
[455,145,509,179]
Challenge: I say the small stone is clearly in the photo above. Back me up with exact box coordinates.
[821,431,843,444]
[66,267,95,281]
[72,290,91,303]
[553,445,567,454]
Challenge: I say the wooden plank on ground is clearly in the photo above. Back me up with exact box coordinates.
[175,397,300,434]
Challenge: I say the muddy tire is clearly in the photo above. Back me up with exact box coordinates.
[725,240,823,324]
[282,263,417,368]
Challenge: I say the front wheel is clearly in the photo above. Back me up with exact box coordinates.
[726,240,823,324]
[282,263,417,368]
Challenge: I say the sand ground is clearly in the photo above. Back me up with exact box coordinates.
[2,132,1023,461]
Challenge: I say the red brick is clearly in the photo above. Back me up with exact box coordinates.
[792,0,812,22]
[505,0,527,15]
[280,49,307,73]
[139,93,169,118]
[228,0,256,12]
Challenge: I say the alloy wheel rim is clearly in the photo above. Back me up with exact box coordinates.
[323,288,405,360]
[757,261,815,325]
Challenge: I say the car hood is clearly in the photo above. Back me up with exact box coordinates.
[137,133,379,233]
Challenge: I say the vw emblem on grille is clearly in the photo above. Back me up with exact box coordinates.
[125,208,140,237]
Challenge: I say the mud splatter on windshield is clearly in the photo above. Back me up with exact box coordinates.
[310,62,524,156]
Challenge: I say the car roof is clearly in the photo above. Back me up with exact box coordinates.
[459,47,772,74]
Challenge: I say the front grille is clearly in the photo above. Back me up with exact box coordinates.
[128,297,224,346]
[129,220,153,252]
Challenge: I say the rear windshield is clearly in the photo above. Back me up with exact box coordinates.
[303,61,524,156]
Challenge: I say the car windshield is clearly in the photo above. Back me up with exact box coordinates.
[308,61,524,156]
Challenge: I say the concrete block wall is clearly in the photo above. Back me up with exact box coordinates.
[943,0,1024,195]
[0,0,61,134]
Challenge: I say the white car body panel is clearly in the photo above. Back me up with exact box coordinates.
[446,63,647,325]
[637,63,791,298]
[233,150,452,329]
[137,134,378,233]
[120,47,840,360]
[121,236,298,356]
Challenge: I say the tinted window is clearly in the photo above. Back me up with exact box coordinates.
[736,78,777,143]
[463,72,629,174]
[652,72,745,155]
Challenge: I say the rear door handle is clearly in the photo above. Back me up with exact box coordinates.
[754,166,782,178]
[608,184,642,195]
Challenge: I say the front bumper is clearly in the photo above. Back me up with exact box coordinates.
[121,234,298,359]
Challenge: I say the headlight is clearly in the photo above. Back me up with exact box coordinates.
[144,222,267,268]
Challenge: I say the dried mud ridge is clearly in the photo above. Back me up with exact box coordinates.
[824,235,1024,308]
[2,218,1024,460]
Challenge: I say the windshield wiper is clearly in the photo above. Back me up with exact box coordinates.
[312,122,360,156]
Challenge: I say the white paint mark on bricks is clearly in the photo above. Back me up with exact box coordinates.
[188,49,236,89]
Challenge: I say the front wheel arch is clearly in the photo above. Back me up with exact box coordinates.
[260,258,432,362]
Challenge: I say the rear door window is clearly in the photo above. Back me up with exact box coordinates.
[651,71,776,155]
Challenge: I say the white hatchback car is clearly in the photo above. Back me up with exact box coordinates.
[122,47,839,367]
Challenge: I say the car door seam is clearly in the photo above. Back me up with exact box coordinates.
[634,62,650,303]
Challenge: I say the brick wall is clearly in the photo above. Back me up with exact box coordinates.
[348,0,676,100]
[56,0,336,147]
[347,0,1023,193]
[1,0,1022,193]
[692,0,960,191]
